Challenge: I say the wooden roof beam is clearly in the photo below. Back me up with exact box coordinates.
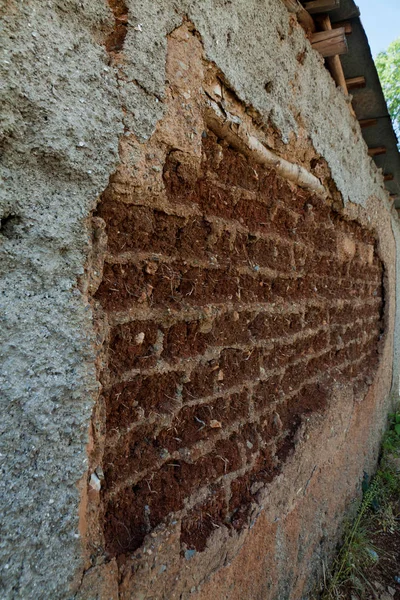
[384,174,394,181]
[359,118,378,128]
[346,76,366,90]
[368,146,386,157]
[304,0,340,15]
[316,15,348,93]
[332,20,352,34]
[311,27,348,58]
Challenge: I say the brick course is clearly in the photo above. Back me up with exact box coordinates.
[95,131,384,558]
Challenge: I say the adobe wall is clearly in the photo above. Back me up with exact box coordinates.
[0,1,398,599]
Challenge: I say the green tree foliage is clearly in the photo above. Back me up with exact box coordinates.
[375,37,400,146]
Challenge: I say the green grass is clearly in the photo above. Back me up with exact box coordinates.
[320,406,400,600]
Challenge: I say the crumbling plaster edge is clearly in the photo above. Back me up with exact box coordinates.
[75,3,398,595]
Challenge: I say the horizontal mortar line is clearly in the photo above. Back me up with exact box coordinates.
[105,358,306,446]
[104,229,343,267]
[104,389,297,500]
[104,414,276,498]
[101,197,378,266]
[104,254,293,278]
[108,314,380,384]
[104,439,276,506]
[103,363,297,449]
[107,328,331,386]
[104,346,372,502]
[103,317,380,389]
[110,173,320,216]
[106,180,379,257]
[104,378,264,447]
[105,190,204,218]
[102,186,342,242]
[102,252,379,288]
[104,331,373,399]
[104,297,381,327]
[105,300,307,327]
[103,344,374,484]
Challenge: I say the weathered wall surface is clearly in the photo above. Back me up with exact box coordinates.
[0,0,398,599]
[0,1,122,597]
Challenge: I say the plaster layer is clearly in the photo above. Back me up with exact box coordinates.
[121,0,391,208]
[0,1,122,598]
[0,0,398,598]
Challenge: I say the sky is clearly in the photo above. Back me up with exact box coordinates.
[356,0,400,56]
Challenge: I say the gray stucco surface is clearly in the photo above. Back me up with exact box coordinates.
[0,1,122,597]
[0,0,396,598]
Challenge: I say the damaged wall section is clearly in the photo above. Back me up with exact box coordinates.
[81,23,390,600]
[1,0,398,599]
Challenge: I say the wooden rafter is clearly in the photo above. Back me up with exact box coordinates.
[304,0,340,15]
[346,76,366,89]
[368,146,386,157]
[311,27,348,58]
[332,20,352,34]
[359,118,378,128]
[316,15,348,93]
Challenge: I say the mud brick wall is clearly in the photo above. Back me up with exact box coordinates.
[95,130,384,558]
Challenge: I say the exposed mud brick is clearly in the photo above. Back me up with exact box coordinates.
[97,201,186,255]
[216,229,247,266]
[306,254,343,279]
[265,332,328,372]
[218,347,261,388]
[272,275,317,302]
[330,304,359,326]
[162,150,201,205]
[180,486,227,551]
[251,446,279,484]
[253,376,283,412]
[103,424,163,485]
[249,311,303,340]
[331,322,366,347]
[213,144,260,192]
[96,263,146,312]
[160,392,250,454]
[281,361,310,395]
[183,360,222,401]
[96,201,156,254]
[305,193,333,223]
[197,179,238,220]
[306,351,333,379]
[238,274,273,303]
[348,260,381,282]
[247,236,292,271]
[229,472,254,530]
[105,372,183,428]
[97,126,384,560]
[288,331,329,362]
[176,266,239,306]
[109,321,159,375]
[211,310,253,345]
[276,382,329,462]
[304,305,329,330]
[176,218,212,260]
[235,197,275,234]
[162,320,207,360]
[237,422,260,463]
[270,204,299,238]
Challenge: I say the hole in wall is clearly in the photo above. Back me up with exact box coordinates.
[265,81,273,94]
[0,214,22,239]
